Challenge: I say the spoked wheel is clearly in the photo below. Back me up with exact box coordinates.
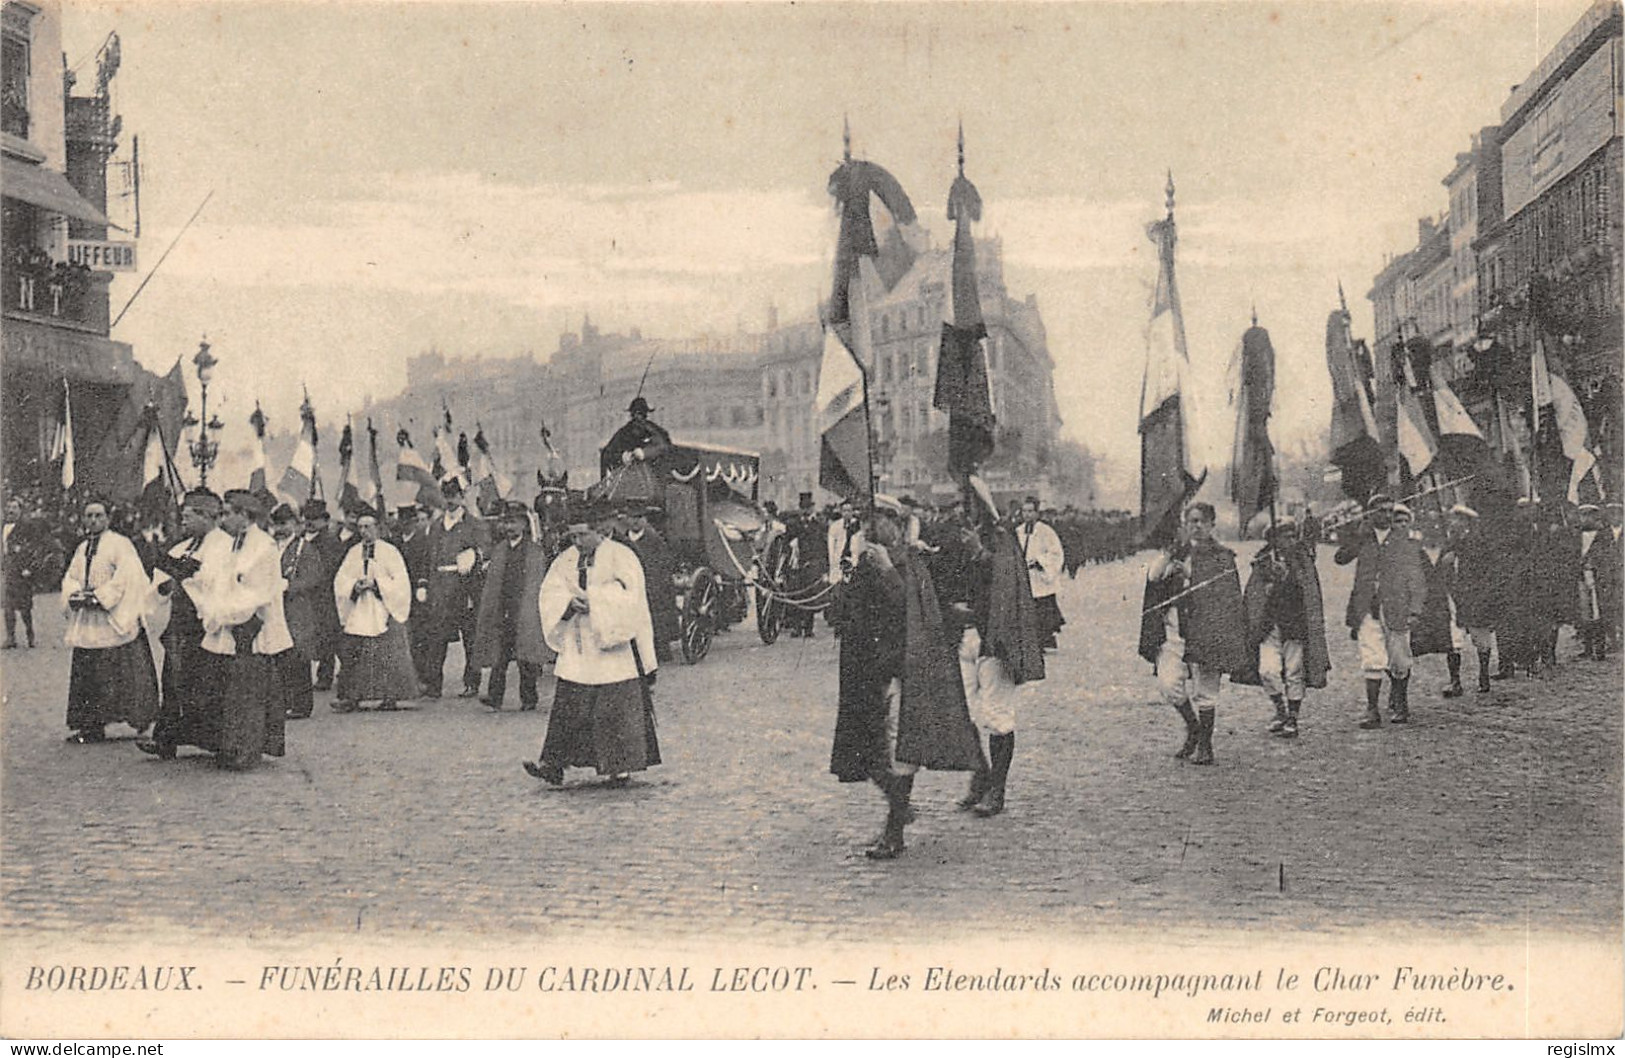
[756,586,782,645]
[680,570,717,664]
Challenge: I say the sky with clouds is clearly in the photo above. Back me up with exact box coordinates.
[62,0,1593,499]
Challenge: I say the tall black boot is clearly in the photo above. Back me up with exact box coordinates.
[21,609,33,647]
[1173,701,1200,759]
[1191,708,1216,765]
[958,738,991,810]
[1476,648,1493,693]
[1443,652,1464,698]
[1267,694,1288,733]
[867,774,913,860]
[1359,678,1383,729]
[1389,675,1410,723]
[1279,700,1301,739]
[975,733,1015,817]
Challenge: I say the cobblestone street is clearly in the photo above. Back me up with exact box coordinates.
[2,549,1619,945]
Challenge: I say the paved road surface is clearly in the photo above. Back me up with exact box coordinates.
[3,546,1618,943]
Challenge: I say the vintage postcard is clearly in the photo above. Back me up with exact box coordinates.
[1,0,1621,1042]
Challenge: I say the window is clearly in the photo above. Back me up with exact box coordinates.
[1,31,29,140]
[766,375,777,399]
[880,355,893,383]
[881,315,890,339]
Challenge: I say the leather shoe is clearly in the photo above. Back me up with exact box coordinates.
[864,835,905,860]
[518,702,537,712]
[136,739,176,760]
[523,760,564,785]
[458,687,480,699]
[480,697,501,711]
[65,730,105,744]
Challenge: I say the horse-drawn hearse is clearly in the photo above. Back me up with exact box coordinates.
[589,438,773,663]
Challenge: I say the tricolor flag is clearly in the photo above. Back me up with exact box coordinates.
[139,408,185,517]
[1227,317,1276,532]
[1138,174,1204,548]
[394,427,442,508]
[537,420,565,485]
[363,418,385,515]
[815,324,872,507]
[50,378,75,489]
[1324,297,1383,503]
[433,405,466,488]
[932,129,996,479]
[1395,341,1437,479]
[1430,359,1490,481]
[1532,345,1600,504]
[337,419,362,515]
[472,425,513,508]
[277,393,319,505]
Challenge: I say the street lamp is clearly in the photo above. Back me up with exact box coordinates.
[182,337,224,487]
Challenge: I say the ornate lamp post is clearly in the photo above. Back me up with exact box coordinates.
[182,338,224,487]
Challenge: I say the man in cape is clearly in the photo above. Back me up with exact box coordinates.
[600,397,672,477]
[1438,504,1502,692]
[1239,517,1329,740]
[471,502,550,710]
[829,497,985,859]
[1139,502,1249,765]
[60,499,161,743]
[140,488,233,758]
[1334,495,1429,728]
[332,510,419,712]
[524,499,660,787]
[195,490,292,769]
[931,497,1044,818]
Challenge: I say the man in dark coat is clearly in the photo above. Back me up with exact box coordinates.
[1576,504,1616,661]
[4,498,56,649]
[471,503,550,710]
[784,493,827,638]
[281,500,341,708]
[600,397,673,476]
[269,504,315,720]
[1334,496,1429,728]
[618,505,679,663]
[830,498,985,859]
[421,479,488,698]
[394,505,433,688]
[1141,502,1249,765]
[296,500,345,691]
[1240,517,1328,740]
[1439,505,1501,693]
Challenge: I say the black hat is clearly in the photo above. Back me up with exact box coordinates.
[440,478,464,498]
[628,396,653,415]
[270,503,298,523]
[397,504,420,519]
[300,499,329,519]
[502,501,530,520]
[225,489,265,518]
[798,491,814,510]
[565,497,615,529]
[183,488,223,515]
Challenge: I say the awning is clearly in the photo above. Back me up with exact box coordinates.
[2,155,116,229]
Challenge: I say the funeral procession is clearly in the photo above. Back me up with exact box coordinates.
[2,0,1622,964]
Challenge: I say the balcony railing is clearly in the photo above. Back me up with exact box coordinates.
[2,251,105,331]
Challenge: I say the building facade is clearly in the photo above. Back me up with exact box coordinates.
[1369,0,1623,497]
[1,0,150,496]
[365,236,1064,510]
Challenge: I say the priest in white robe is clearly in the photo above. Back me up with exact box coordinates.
[332,510,418,711]
[60,500,160,743]
[525,499,659,786]
[196,490,293,769]
[1014,497,1067,649]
